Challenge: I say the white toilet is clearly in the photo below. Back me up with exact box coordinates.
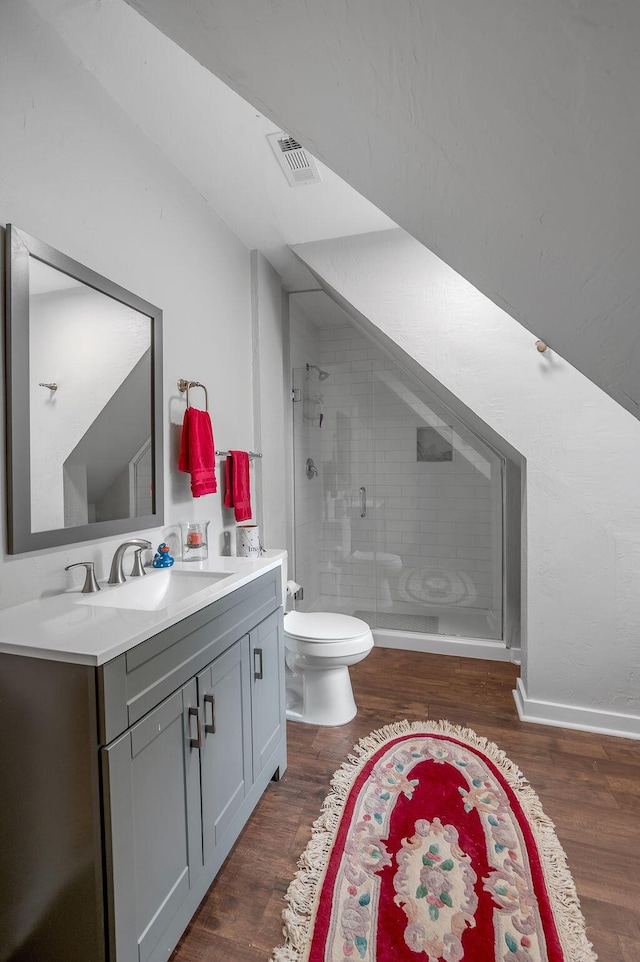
[283,611,374,726]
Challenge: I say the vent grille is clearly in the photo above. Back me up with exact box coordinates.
[267,132,322,187]
[278,136,303,152]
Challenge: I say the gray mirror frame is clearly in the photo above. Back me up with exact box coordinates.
[5,224,164,554]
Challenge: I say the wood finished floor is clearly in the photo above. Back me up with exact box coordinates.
[170,647,640,962]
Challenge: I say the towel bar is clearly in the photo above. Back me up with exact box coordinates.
[216,450,262,460]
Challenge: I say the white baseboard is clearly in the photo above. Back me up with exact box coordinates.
[508,645,522,666]
[373,630,511,662]
[513,678,640,740]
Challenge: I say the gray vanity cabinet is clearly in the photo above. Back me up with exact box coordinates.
[0,568,286,962]
[250,609,286,780]
[101,679,203,962]
[98,569,286,962]
[198,636,252,863]
[102,639,255,962]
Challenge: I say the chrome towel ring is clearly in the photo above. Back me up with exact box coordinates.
[177,378,209,411]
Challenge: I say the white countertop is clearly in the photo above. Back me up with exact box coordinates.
[0,551,286,667]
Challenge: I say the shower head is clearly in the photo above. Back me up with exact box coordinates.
[306,363,330,380]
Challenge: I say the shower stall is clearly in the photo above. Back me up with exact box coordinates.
[289,293,515,653]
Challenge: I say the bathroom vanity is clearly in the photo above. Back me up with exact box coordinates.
[0,555,286,962]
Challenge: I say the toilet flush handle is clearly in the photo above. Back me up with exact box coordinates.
[359,486,367,518]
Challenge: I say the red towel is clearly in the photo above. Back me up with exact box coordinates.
[178,408,217,497]
[224,450,252,522]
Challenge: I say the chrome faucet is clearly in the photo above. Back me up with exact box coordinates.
[108,539,152,585]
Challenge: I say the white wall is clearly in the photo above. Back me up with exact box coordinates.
[296,229,640,739]
[0,0,259,606]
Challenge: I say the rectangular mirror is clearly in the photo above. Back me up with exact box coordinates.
[5,224,164,553]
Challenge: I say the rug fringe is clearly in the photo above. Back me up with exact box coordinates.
[271,720,598,962]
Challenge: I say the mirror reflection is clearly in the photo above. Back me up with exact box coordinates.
[29,259,152,531]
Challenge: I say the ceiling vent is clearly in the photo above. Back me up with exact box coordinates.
[267,132,322,187]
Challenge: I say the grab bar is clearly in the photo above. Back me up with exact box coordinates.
[359,486,366,518]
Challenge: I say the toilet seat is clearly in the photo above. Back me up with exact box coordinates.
[284,611,371,643]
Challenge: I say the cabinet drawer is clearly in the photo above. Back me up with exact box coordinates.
[98,569,280,745]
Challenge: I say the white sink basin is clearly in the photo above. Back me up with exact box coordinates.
[76,569,234,612]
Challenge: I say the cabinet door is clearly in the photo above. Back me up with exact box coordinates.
[102,679,202,962]
[197,637,252,864]
[250,609,285,780]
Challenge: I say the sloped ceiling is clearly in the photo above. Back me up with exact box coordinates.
[123,0,640,419]
[28,0,394,291]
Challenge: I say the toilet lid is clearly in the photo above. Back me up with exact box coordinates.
[284,611,371,642]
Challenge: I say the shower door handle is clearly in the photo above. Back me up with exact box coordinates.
[359,486,367,518]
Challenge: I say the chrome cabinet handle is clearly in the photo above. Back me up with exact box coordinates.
[359,486,367,518]
[254,647,263,680]
[204,693,216,734]
[188,706,202,749]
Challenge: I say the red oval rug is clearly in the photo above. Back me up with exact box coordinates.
[272,721,597,962]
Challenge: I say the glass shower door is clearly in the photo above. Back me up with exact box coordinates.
[291,365,324,610]
[291,353,504,641]
[291,362,376,616]
[371,363,504,640]
[328,364,378,618]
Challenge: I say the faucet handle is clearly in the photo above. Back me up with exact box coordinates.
[65,562,101,593]
[130,547,148,578]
